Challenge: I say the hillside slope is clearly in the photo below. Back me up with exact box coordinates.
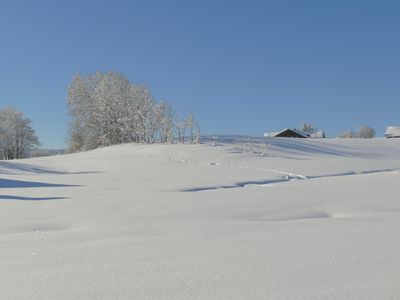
[1,137,400,299]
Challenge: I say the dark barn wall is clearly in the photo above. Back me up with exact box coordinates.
[275,129,307,138]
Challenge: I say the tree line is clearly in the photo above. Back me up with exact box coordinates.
[339,126,376,138]
[0,71,201,160]
[0,71,381,160]
[300,123,376,138]
[67,72,200,152]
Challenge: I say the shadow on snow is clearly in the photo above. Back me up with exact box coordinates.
[0,178,80,189]
[0,161,100,175]
[181,178,294,192]
[203,135,395,159]
[0,195,68,201]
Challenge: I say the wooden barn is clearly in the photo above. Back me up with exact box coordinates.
[272,128,309,138]
[264,128,326,138]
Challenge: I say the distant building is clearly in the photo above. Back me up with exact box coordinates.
[310,131,326,138]
[385,126,400,138]
[264,128,326,138]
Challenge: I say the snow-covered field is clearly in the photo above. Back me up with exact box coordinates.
[1,136,400,299]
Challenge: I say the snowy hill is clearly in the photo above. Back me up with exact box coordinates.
[1,136,400,299]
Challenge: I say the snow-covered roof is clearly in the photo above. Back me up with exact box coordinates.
[310,130,326,138]
[385,126,400,138]
[264,131,280,137]
[287,129,310,138]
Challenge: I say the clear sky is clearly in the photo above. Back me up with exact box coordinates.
[1,0,399,148]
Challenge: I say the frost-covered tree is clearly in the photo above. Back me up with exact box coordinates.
[67,72,194,151]
[184,112,201,144]
[157,101,175,143]
[128,84,155,143]
[173,112,199,144]
[175,119,187,143]
[357,126,375,138]
[0,107,40,160]
[339,126,376,139]
[339,130,356,138]
[93,72,133,145]
[67,73,102,151]
[68,72,150,150]
[194,123,201,144]
[300,123,316,133]
[186,112,195,144]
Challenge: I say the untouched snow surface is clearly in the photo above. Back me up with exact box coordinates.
[1,136,400,299]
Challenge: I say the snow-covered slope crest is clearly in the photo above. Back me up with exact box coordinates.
[1,137,400,299]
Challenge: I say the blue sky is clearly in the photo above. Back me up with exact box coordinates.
[1,0,399,148]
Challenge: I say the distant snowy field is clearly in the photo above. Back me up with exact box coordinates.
[1,136,400,299]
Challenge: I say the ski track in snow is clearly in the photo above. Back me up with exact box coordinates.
[167,156,400,192]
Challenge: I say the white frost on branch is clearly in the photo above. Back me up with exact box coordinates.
[67,72,201,151]
[0,107,40,159]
